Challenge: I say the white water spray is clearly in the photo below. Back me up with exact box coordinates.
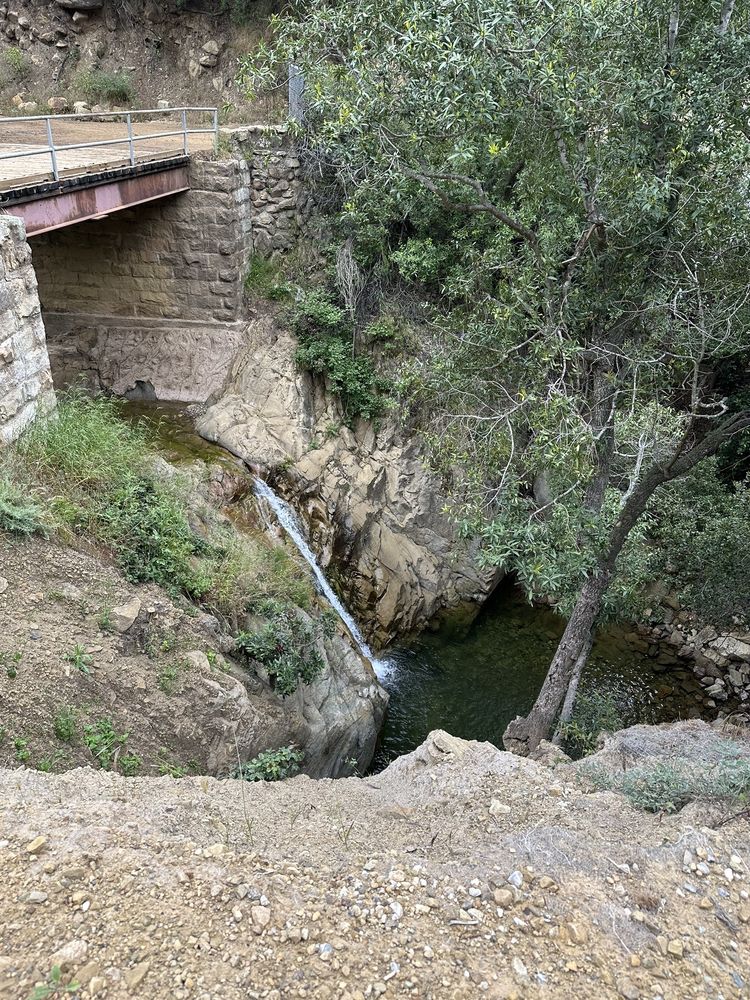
[253,478,393,682]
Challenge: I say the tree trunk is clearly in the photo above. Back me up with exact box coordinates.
[503,569,611,755]
[552,633,593,746]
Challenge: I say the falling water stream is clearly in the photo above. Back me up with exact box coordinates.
[252,478,393,682]
[122,401,710,767]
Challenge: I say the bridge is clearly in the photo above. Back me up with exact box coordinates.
[1,111,303,447]
[0,108,218,236]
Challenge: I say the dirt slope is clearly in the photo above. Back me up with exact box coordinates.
[0,728,748,1000]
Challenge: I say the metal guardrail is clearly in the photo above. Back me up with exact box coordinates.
[0,107,219,184]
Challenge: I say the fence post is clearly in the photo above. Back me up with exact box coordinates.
[45,117,59,182]
[126,112,136,167]
[213,107,219,153]
[288,63,305,125]
[181,108,189,154]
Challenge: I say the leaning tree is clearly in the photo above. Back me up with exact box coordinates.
[244,0,750,753]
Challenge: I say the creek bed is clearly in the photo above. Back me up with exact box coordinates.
[373,583,707,769]
[119,400,710,770]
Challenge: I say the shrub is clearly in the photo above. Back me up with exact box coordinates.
[620,764,694,814]
[0,477,46,536]
[236,606,325,696]
[3,46,30,80]
[118,751,142,777]
[53,707,77,743]
[236,745,303,781]
[558,691,624,759]
[77,69,133,104]
[83,718,128,770]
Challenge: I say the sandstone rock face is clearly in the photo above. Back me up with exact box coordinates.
[198,317,497,646]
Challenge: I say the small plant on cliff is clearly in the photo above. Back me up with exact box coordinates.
[0,477,46,537]
[236,605,325,696]
[3,46,30,80]
[83,718,129,770]
[244,255,290,300]
[558,691,624,759]
[63,643,93,675]
[293,289,386,423]
[235,745,303,782]
[53,707,77,744]
[77,69,133,104]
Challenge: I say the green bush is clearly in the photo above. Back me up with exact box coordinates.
[53,707,77,744]
[586,743,750,814]
[236,745,303,781]
[236,606,325,696]
[620,764,694,814]
[558,691,624,758]
[77,69,133,104]
[0,478,46,536]
[3,46,30,80]
[83,718,128,770]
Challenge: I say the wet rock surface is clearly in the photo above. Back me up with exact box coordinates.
[198,316,497,647]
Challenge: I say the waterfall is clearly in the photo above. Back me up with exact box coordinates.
[253,478,393,682]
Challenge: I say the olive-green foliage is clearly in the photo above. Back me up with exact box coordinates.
[588,743,750,814]
[83,718,129,770]
[236,745,303,781]
[246,0,750,635]
[649,462,750,627]
[236,603,326,696]
[77,69,133,103]
[53,707,77,744]
[0,477,46,536]
[558,691,624,759]
[293,290,385,422]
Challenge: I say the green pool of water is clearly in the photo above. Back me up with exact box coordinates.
[374,583,705,768]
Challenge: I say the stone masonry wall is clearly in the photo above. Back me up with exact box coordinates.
[228,126,310,255]
[0,217,55,445]
[32,159,251,322]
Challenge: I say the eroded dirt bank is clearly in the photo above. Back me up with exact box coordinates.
[0,725,748,1000]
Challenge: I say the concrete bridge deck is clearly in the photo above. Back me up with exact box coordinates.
[0,111,216,190]
[0,109,217,235]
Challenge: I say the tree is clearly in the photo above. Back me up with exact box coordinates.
[244,1,750,753]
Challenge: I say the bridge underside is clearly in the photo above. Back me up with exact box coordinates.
[1,158,190,237]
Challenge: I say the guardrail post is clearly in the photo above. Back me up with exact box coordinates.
[126,112,135,167]
[45,117,59,182]
[181,109,188,154]
[213,107,219,153]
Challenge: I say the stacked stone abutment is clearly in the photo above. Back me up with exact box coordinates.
[0,218,54,445]
[32,158,252,402]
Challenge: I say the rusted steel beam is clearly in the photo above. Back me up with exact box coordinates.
[4,163,190,237]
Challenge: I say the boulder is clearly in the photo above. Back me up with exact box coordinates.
[73,101,91,115]
[109,596,141,634]
[56,0,103,9]
[47,97,70,113]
